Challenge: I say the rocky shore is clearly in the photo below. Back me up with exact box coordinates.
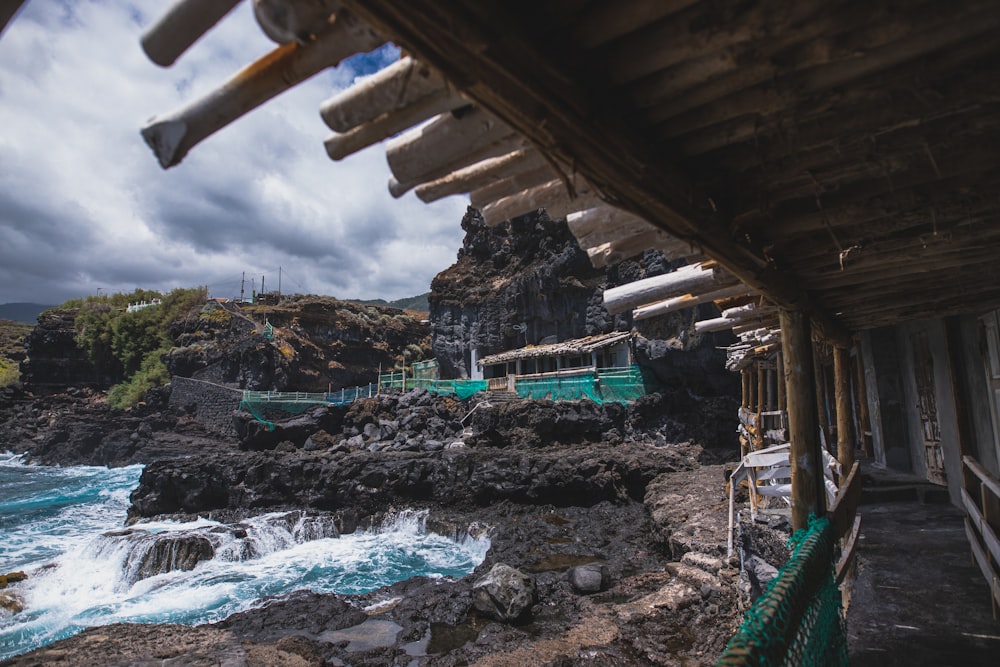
[0,384,752,666]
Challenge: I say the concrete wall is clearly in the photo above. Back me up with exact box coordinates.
[169,376,242,437]
[952,314,1000,477]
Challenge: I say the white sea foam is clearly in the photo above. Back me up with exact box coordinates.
[0,464,490,661]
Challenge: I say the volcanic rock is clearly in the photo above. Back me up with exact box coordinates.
[472,564,537,622]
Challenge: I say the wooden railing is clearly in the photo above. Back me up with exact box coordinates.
[486,376,509,392]
[827,461,862,585]
[962,456,1000,618]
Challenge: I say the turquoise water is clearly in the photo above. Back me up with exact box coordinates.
[0,452,489,661]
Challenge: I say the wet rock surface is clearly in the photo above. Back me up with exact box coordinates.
[2,389,744,665]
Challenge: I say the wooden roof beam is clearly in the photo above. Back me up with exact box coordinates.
[341,0,853,345]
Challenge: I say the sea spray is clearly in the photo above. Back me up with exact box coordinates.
[0,454,490,661]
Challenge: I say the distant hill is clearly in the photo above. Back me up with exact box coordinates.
[354,293,429,312]
[0,303,54,324]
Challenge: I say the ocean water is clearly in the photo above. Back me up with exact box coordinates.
[0,452,490,661]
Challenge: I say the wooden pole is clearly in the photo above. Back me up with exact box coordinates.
[756,360,767,450]
[813,343,831,449]
[741,368,751,409]
[834,345,855,473]
[776,350,786,411]
[780,308,826,530]
[853,347,874,458]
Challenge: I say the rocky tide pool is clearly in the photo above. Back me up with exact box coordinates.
[0,452,489,661]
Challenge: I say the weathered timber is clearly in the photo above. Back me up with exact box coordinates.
[480,176,604,227]
[142,10,383,168]
[469,164,557,209]
[834,345,855,471]
[603,263,730,315]
[253,0,339,44]
[781,308,826,530]
[385,106,515,194]
[414,148,546,203]
[632,283,754,321]
[324,87,466,160]
[388,134,528,198]
[141,0,243,67]
[573,0,699,49]
[320,56,449,132]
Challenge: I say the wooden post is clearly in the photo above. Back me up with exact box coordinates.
[776,350,786,412]
[853,347,874,458]
[756,360,767,449]
[780,308,826,530]
[813,343,831,449]
[741,368,751,409]
[748,362,758,414]
[766,366,776,411]
[834,345,855,473]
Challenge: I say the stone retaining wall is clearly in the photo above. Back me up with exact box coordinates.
[169,376,242,437]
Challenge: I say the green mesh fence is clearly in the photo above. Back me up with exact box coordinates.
[515,370,603,402]
[597,366,647,404]
[408,378,488,399]
[717,515,848,667]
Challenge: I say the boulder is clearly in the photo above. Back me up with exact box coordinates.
[568,562,610,594]
[472,563,536,622]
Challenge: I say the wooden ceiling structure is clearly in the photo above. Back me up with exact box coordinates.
[124,0,1000,363]
[339,0,1000,343]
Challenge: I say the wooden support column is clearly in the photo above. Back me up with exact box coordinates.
[749,363,758,414]
[780,308,826,530]
[853,348,874,458]
[756,360,767,449]
[741,368,751,409]
[813,343,831,449]
[766,366,776,411]
[834,345,855,473]
[776,350,786,412]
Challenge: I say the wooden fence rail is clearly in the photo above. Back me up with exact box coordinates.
[962,455,1000,618]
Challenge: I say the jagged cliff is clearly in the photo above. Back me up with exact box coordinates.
[19,298,430,396]
[168,296,430,393]
[429,208,736,396]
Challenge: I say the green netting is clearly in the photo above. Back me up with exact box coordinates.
[407,378,488,399]
[717,515,848,667]
[516,371,603,402]
[597,366,647,404]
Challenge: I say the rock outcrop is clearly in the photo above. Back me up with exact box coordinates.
[428,208,738,400]
[19,309,119,391]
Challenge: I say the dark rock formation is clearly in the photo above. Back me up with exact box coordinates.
[428,208,738,404]
[168,297,430,393]
[19,309,118,391]
[0,387,237,467]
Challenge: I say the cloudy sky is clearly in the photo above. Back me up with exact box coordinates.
[0,1,470,306]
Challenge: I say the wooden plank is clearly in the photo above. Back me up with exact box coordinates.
[604,263,728,315]
[142,10,383,168]
[633,283,754,321]
[964,456,1000,500]
[836,514,862,586]
[964,518,1000,619]
[414,148,544,203]
[320,56,447,132]
[962,488,1000,570]
[141,0,243,67]
[828,461,861,541]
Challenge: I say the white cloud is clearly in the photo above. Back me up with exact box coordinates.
[0,1,468,305]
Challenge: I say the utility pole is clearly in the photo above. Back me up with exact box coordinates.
[278,266,282,297]
[240,272,245,303]
[261,275,265,295]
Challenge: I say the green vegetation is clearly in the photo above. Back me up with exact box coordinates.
[68,287,207,407]
[0,319,31,388]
